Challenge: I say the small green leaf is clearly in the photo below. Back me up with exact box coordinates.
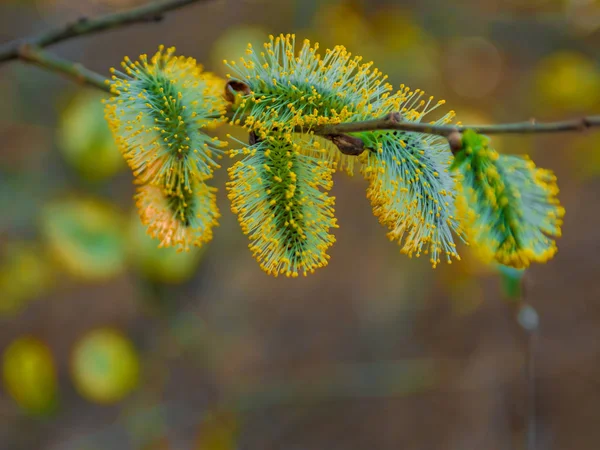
[498,264,525,300]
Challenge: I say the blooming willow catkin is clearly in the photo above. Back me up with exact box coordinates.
[360,127,463,267]
[225,34,396,175]
[135,180,220,252]
[102,37,566,276]
[453,130,564,269]
[225,34,464,268]
[226,133,337,277]
[358,91,462,267]
[104,45,227,192]
[104,46,227,250]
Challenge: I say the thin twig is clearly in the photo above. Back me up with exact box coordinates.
[18,45,111,92]
[315,111,600,138]
[526,326,537,450]
[0,0,211,63]
[515,276,539,450]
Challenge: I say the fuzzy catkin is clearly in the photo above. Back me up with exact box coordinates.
[225,34,463,270]
[453,130,564,268]
[105,46,226,251]
[226,133,337,277]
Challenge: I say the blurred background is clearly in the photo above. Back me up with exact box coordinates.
[1,0,600,448]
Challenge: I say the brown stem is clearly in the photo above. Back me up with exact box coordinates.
[325,134,366,156]
[315,112,600,139]
[0,0,214,63]
[17,45,110,92]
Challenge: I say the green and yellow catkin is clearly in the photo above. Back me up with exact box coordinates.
[225,34,464,269]
[224,34,396,175]
[360,129,463,267]
[101,37,566,276]
[135,180,220,251]
[104,46,226,251]
[358,91,462,267]
[105,45,227,191]
[226,134,337,277]
[453,130,564,268]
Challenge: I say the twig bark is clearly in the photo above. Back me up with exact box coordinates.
[17,45,111,92]
[517,280,539,450]
[508,275,539,450]
[315,111,600,139]
[0,0,211,63]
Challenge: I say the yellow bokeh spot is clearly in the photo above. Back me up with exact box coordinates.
[58,90,124,180]
[211,26,270,76]
[3,337,57,415]
[127,212,206,283]
[70,328,139,404]
[534,51,600,111]
[0,242,53,316]
[41,197,127,280]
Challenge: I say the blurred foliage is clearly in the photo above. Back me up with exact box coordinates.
[41,197,127,280]
[534,51,600,112]
[313,4,441,87]
[3,337,58,415]
[71,328,140,404]
[57,90,124,181]
[127,213,206,284]
[0,242,53,316]
[498,265,526,300]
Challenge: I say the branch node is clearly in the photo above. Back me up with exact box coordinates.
[249,131,259,146]
[326,134,365,156]
[387,112,402,124]
[72,63,87,84]
[225,80,250,103]
[16,43,33,61]
[447,130,463,154]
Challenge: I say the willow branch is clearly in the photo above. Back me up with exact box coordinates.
[18,45,111,92]
[0,0,211,63]
[316,111,600,138]
[313,111,600,154]
[9,43,600,155]
[2,0,600,151]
